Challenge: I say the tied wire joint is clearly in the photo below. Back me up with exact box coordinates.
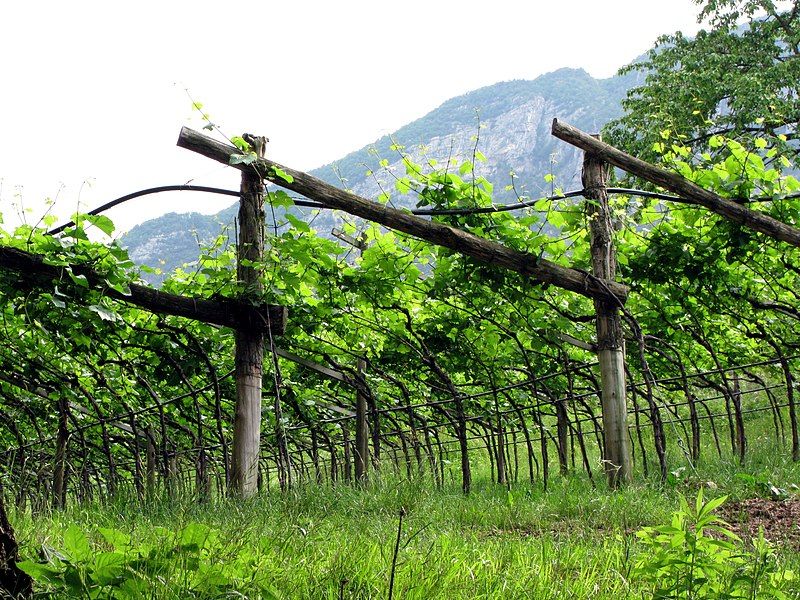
[242,133,269,159]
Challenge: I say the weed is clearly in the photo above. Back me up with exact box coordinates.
[634,490,794,599]
[18,521,280,599]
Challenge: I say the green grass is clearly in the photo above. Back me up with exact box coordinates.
[15,479,650,598]
[10,426,800,598]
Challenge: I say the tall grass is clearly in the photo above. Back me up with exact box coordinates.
[10,419,800,598]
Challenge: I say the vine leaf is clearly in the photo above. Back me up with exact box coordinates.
[230,152,258,166]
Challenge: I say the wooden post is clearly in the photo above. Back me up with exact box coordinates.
[342,423,352,482]
[583,143,632,487]
[196,447,210,502]
[732,371,747,463]
[333,230,371,483]
[552,119,800,249]
[231,134,267,498]
[145,429,156,499]
[555,398,570,476]
[52,397,69,509]
[495,422,507,485]
[779,355,798,461]
[354,358,369,481]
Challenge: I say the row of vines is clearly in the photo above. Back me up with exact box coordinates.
[0,121,798,507]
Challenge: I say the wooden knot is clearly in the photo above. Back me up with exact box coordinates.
[242,133,269,158]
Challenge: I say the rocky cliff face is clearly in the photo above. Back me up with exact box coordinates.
[125,211,229,277]
[123,67,640,281]
[349,95,584,205]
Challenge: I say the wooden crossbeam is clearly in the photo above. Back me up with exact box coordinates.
[551,119,800,248]
[68,402,146,439]
[556,332,596,352]
[331,228,367,251]
[273,348,355,417]
[0,245,287,334]
[177,127,629,305]
[274,347,348,383]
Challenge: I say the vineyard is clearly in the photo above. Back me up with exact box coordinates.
[1,3,800,595]
[0,117,797,505]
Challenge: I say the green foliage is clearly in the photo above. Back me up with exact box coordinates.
[634,490,793,599]
[18,522,280,599]
[271,166,294,184]
[733,473,790,501]
[229,135,251,153]
[606,0,800,164]
[2,11,800,600]
[228,152,257,166]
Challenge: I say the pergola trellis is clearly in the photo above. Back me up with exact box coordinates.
[0,115,796,596]
[173,118,800,491]
[178,124,633,492]
[0,118,797,501]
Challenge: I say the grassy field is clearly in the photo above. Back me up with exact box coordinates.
[10,427,800,598]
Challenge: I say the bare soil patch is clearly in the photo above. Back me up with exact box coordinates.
[720,497,800,549]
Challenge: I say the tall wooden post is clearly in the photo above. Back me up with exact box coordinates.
[342,423,352,482]
[555,398,570,476]
[52,397,69,509]
[231,135,267,497]
[583,143,632,487]
[145,428,156,499]
[354,358,369,481]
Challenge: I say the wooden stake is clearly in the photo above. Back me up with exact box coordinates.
[354,358,369,481]
[52,397,69,509]
[583,144,633,487]
[231,136,267,498]
[333,229,371,482]
[145,429,156,499]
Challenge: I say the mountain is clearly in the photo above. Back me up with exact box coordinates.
[123,66,642,281]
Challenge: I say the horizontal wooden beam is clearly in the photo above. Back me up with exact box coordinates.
[177,127,629,305]
[274,347,349,383]
[0,246,287,334]
[331,228,367,251]
[319,403,355,417]
[551,119,800,248]
[68,402,147,438]
[272,348,355,416]
[556,332,596,352]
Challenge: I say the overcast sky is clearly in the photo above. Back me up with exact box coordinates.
[0,0,703,235]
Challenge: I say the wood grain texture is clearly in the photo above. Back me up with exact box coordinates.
[232,165,266,498]
[355,357,369,481]
[583,146,632,487]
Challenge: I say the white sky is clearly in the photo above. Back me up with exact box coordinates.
[0,0,703,235]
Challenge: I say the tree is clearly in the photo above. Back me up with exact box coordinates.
[605,0,799,163]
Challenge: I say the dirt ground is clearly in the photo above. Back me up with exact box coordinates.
[721,497,800,549]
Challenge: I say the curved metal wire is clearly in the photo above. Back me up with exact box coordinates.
[46,183,799,236]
